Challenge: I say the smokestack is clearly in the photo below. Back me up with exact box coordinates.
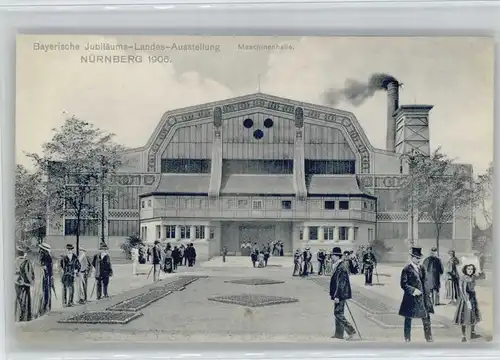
[382,78,399,151]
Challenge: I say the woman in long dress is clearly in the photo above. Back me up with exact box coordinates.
[453,263,482,342]
[15,246,35,322]
[257,252,265,268]
[32,242,53,319]
[324,254,333,276]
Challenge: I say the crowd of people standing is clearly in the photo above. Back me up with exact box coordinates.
[15,242,113,322]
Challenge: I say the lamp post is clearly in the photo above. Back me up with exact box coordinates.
[99,154,107,246]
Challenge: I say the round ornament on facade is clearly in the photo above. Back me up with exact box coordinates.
[343,118,352,126]
[264,118,274,128]
[243,118,254,128]
[253,129,264,140]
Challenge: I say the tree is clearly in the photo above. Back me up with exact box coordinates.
[475,162,493,228]
[15,165,49,248]
[399,148,473,255]
[28,116,124,254]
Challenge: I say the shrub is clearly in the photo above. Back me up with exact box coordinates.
[120,234,142,260]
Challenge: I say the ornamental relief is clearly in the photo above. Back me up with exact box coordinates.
[358,175,407,189]
[146,96,371,172]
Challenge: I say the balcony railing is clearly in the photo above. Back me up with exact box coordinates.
[142,208,375,222]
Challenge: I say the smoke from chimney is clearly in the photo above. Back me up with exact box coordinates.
[321,73,399,107]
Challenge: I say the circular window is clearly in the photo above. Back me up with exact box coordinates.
[253,129,264,140]
[243,118,254,128]
[264,118,274,128]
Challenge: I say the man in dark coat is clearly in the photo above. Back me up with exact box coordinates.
[92,243,113,299]
[362,247,377,285]
[329,247,357,340]
[186,243,197,267]
[317,249,326,275]
[301,247,312,276]
[398,246,434,343]
[422,247,444,306]
[151,240,162,282]
[60,244,81,307]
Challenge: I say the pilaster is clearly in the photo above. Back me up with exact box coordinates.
[208,106,223,197]
[303,226,310,241]
[318,226,325,242]
[175,225,181,241]
[190,225,196,242]
[293,107,307,200]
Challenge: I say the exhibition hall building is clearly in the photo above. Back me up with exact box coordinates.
[46,85,473,260]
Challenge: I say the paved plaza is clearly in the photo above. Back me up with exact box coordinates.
[15,256,493,346]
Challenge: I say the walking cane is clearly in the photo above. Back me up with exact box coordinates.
[90,278,96,299]
[345,301,362,339]
[146,265,154,280]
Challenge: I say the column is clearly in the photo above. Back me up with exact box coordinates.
[204,225,210,241]
[333,226,339,242]
[160,224,166,240]
[303,226,310,241]
[318,226,325,242]
[190,225,196,242]
[175,225,181,241]
[348,227,354,241]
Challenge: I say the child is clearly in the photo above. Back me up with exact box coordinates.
[453,262,482,342]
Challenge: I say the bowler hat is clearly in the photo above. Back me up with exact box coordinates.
[331,247,342,256]
[99,243,109,250]
[79,247,86,252]
[430,247,438,252]
[409,246,423,259]
[154,240,160,245]
[38,242,51,252]
[66,244,74,250]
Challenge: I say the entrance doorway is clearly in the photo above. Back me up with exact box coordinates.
[220,221,293,255]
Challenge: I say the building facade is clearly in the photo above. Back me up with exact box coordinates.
[46,91,473,260]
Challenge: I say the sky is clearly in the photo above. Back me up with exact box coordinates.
[16,35,493,177]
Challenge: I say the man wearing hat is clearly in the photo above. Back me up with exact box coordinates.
[151,240,163,282]
[422,247,444,306]
[34,242,53,316]
[317,248,326,275]
[92,243,113,299]
[362,246,377,285]
[59,244,81,307]
[15,245,35,321]
[398,246,434,343]
[293,249,302,276]
[301,247,313,276]
[77,247,93,304]
[329,247,357,340]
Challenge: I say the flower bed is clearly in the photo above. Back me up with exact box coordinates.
[107,290,172,312]
[58,311,143,324]
[208,293,298,307]
[225,278,285,286]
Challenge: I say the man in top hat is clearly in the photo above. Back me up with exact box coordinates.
[329,247,357,340]
[398,246,434,343]
[15,245,35,322]
[422,247,444,306]
[59,244,81,307]
[77,247,93,304]
[34,242,53,316]
[151,240,162,282]
[92,243,113,299]
[362,246,377,285]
